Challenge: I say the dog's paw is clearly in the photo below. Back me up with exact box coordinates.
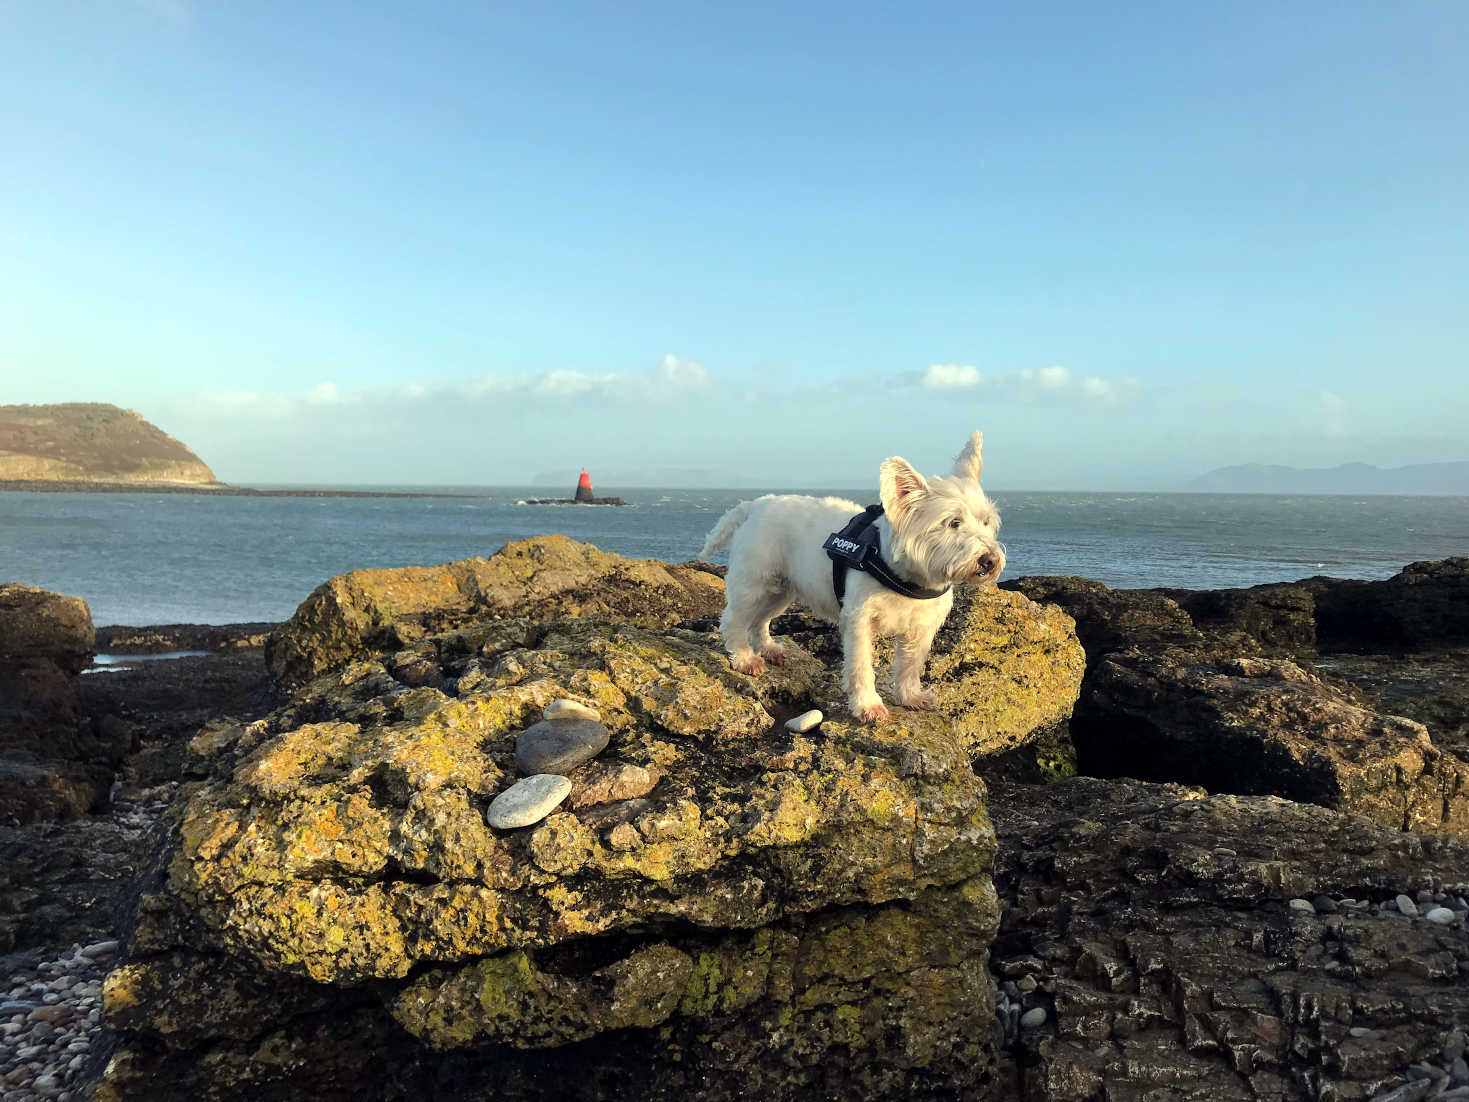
[760,645,789,667]
[732,654,766,676]
[897,687,939,710]
[852,701,889,725]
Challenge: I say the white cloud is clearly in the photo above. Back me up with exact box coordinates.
[1021,365,1072,392]
[922,363,983,389]
[918,362,1138,405]
[304,381,343,405]
[178,355,716,422]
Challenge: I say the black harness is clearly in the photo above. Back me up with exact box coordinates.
[822,504,951,608]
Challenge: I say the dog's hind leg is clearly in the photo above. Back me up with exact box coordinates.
[720,578,789,676]
[749,589,793,667]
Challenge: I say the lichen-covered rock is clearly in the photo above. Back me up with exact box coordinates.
[987,777,1469,1100]
[265,535,726,691]
[98,593,1059,1099]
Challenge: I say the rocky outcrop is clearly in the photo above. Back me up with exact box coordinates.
[1150,557,1469,657]
[1006,561,1469,839]
[1076,652,1469,836]
[989,777,1469,1100]
[265,536,727,691]
[0,584,123,823]
[0,403,220,486]
[97,540,1084,1100]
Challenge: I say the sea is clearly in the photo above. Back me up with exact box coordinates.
[2,487,1466,627]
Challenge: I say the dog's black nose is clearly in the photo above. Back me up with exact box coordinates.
[977,553,998,576]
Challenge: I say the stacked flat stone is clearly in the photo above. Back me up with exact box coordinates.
[486,700,611,831]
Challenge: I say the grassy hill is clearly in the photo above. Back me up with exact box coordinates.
[0,403,222,486]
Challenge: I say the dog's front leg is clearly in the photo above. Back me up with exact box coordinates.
[842,606,888,724]
[892,624,940,710]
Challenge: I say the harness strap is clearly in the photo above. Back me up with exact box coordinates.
[822,504,950,608]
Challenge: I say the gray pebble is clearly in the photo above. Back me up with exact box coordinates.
[1396,893,1419,917]
[1453,1056,1469,1084]
[1425,907,1456,925]
[486,774,573,829]
[79,940,118,959]
[514,718,609,776]
[1019,1007,1048,1029]
[1288,898,1315,914]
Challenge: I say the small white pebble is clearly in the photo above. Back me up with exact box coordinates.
[1019,1007,1048,1028]
[1288,898,1315,914]
[1396,894,1419,917]
[1426,907,1456,925]
[543,699,601,722]
[785,709,823,733]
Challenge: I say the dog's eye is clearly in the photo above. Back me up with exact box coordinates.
[948,517,961,530]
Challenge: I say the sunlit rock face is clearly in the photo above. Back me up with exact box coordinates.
[98,537,1086,1100]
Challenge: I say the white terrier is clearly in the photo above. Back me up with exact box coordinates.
[699,431,1005,723]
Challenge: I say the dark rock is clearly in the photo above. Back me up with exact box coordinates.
[93,623,275,653]
[1311,558,1469,653]
[1312,648,1469,764]
[1001,576,1202,668]
[0,585,106,823]
[1156,581,1318,654]
[1072,650,1469,835]
[0,584,93,674]
[514,718,610,776]
[988,776,1469,1100]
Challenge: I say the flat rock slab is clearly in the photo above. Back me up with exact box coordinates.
[486,774,572,830]
[515,718,610,776]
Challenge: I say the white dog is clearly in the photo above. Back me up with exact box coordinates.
[699,431,1005,723]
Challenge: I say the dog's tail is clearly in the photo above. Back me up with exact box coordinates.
[698,499,756,559]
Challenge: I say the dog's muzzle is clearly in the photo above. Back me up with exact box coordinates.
[973,551,1003,583]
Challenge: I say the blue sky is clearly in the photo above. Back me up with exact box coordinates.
[2,1,1465,488]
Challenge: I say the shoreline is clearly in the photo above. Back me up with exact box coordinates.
[0,480,484,499]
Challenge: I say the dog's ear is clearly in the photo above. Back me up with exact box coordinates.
[952,431,984,483]
[880,456,928,523]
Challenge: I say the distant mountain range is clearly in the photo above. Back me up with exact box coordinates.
[0,403,221,486]
[1189,461,1469,495]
